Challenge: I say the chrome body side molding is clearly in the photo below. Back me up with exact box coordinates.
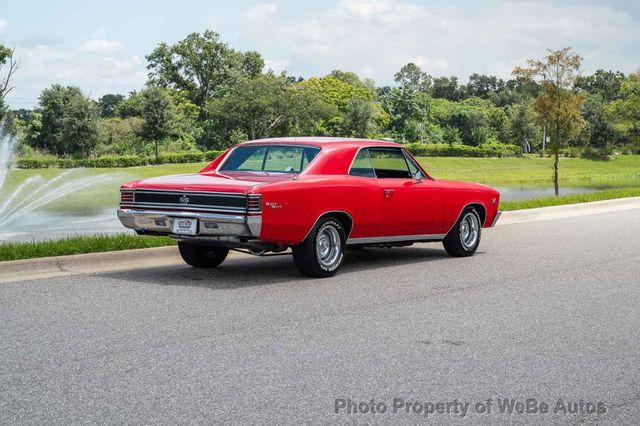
[347,234,446,245]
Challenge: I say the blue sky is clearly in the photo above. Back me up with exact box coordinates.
[1,0,639,108]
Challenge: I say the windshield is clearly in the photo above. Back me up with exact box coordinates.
[220,145,321,173]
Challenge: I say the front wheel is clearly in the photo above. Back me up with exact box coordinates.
[443,207,481,257]
[293,217,346,278]
[178,242,229,268]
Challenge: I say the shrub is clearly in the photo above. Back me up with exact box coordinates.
[157,151,205,164]
[16,157,58,168]
[404,143,520,158]
[580,146,613,160]
[205,150,224,161]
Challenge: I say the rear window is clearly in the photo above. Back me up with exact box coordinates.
[221,145,321,173]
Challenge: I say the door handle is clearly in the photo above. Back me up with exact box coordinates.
[384,189,395,199]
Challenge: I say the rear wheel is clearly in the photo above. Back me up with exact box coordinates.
[443,207,481,257]
[178,242,229,268]
[293,217,346,278]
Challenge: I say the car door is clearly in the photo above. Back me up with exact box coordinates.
[368,147,443,237]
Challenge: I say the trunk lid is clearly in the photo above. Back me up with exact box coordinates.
[130,172,295,193]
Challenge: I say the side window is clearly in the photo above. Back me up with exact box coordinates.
[301,147,320,170]
[369,148,412,179]
[403,151,425,179]
[349,149,376,178]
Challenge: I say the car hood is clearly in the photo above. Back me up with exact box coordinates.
[124,172,295,193]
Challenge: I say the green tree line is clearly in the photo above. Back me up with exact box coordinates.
[2,31,639,162]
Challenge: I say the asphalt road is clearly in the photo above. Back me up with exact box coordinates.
[1,209,639,425]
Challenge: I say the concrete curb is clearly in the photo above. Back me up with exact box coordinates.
[2,196,640,284]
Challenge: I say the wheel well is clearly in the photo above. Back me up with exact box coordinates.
[321,211,353,237]
[468,203,487,226]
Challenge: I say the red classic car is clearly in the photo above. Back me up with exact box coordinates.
[118,137,501,277]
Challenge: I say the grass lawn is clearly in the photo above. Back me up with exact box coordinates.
[418,155,640,184]
[0,233,176,262]
[501,187,640,211]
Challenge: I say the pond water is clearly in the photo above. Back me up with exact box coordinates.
[0,180,634,243]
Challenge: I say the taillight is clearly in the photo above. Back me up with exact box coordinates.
[247,194,262,213]
[120,190,134,204]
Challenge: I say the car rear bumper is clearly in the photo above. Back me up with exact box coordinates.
[117,209,261,238]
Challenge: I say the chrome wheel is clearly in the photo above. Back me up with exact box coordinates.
[316,223,342,270]
[459,212,479,250]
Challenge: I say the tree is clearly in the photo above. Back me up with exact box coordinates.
[607,72,640,151]
[297,75,378,135]
[207,73,289,144]
[140,86,175,162]
[342,97,376,137]
[379,87,422,140]
[394,63,431,93]
[513,48,586,195]
[36,85,100,156]
[146,30,264,119]
[431,76,463,101]
[465,74,504,98]
[576,69,625,102]
[508,102,539,152]
[115,91,144,118]
[0,45,19,122]
[578,95,619,152]
[98,94,125,117]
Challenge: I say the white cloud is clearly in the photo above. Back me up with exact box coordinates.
[238,0,640,84]
[79,38,123,53]
[0,19,6,31]
[245,3,278,25]
[8,32,144,108]
[264,58,290,73]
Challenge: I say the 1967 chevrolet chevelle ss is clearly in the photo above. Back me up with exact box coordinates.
[118,137,501,277]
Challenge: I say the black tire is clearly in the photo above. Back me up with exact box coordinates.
[293,217,346,278]
[443,207,482,257]
[178,242,229,268]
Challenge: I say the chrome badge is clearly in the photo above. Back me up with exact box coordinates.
[179,195,190,204]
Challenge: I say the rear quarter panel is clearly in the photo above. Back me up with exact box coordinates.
[257,176,381,245]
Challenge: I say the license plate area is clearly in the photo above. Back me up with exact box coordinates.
[171,217,198,235]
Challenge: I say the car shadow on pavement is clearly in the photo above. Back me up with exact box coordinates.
[98,244,452,289]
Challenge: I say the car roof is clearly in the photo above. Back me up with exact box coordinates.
[240,137,401,148]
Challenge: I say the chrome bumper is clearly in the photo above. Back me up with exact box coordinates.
[490,210,502,227]
[117,209,261,237]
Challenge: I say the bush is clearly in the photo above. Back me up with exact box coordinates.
[16,157,58,168]
[617,144,640,155]
[157,151,205,164]
[205,150,225,161]
[404,143,520,158]
[580,146,613,160]
[16,152,206,169]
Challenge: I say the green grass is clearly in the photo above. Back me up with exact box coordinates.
[418,155,640,184]
[0,233,176,262]
[501,187,640,211]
